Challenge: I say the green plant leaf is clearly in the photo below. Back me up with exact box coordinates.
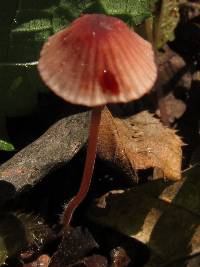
[61,0,157,26]
[0,113,14,151]
[0,0,156,117]
[0,1,75,119]
[0,0,156,150]
[154,0,180,49]
[0,140,15,152]
[99,0,156,25]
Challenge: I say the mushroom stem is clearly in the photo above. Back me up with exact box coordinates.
[62,106,103,228]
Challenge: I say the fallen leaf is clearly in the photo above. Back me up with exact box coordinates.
[156,93,186,123]
[89,188,200,266]
[23,254,50,267]
[0,212,54,266]
[98,107,182,181]
[154,163,200,214]
[169,253,200,267]
[67,255,108,267]
[87,163,200,267]
[110,247,131,267]
[49,227,98,267]
[180,1,200,21]
[154,46,190,123]
[191,145,200,165]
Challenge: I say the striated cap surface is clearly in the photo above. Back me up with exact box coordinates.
[38,14,157,107]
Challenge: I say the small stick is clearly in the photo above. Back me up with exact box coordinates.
[62,106,103,229]
[152,0,170,126]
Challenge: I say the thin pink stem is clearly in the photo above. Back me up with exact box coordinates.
[62,106,103,228]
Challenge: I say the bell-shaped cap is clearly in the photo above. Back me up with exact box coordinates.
[38,14,157,107]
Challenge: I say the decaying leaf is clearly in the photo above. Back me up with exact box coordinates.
[0,212,54,266]
[88,163,200,267]
[98,107,183,181]
[63,255,108,267]
[110,247,131,267]
[154,163,200,214]
[156,45,189,88]
[23,254,50,267]
[49,227,99,267]
[180,1,200,21]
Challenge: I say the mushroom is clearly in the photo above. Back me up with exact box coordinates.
[38,14,157,229]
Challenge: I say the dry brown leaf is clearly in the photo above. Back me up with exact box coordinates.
[98,107,183,180]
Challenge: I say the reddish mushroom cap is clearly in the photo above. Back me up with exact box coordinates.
[38,14,157,107]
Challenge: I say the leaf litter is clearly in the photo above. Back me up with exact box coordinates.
[87,163,200,267]
[98,107,183,181]
[0,0,200,266]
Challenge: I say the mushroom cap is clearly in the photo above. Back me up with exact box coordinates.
[38,14,157,107]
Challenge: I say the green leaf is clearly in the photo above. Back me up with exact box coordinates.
[0,1,74,119]
[100,0,156,25]
[1,0,156,63]
[0,140,15,152]
[0,0,156,119]
[62,0,157,26]
[0,0,156,149]
[0,113,14,151]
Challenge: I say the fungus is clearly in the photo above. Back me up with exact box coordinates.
[38,14,157,229]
